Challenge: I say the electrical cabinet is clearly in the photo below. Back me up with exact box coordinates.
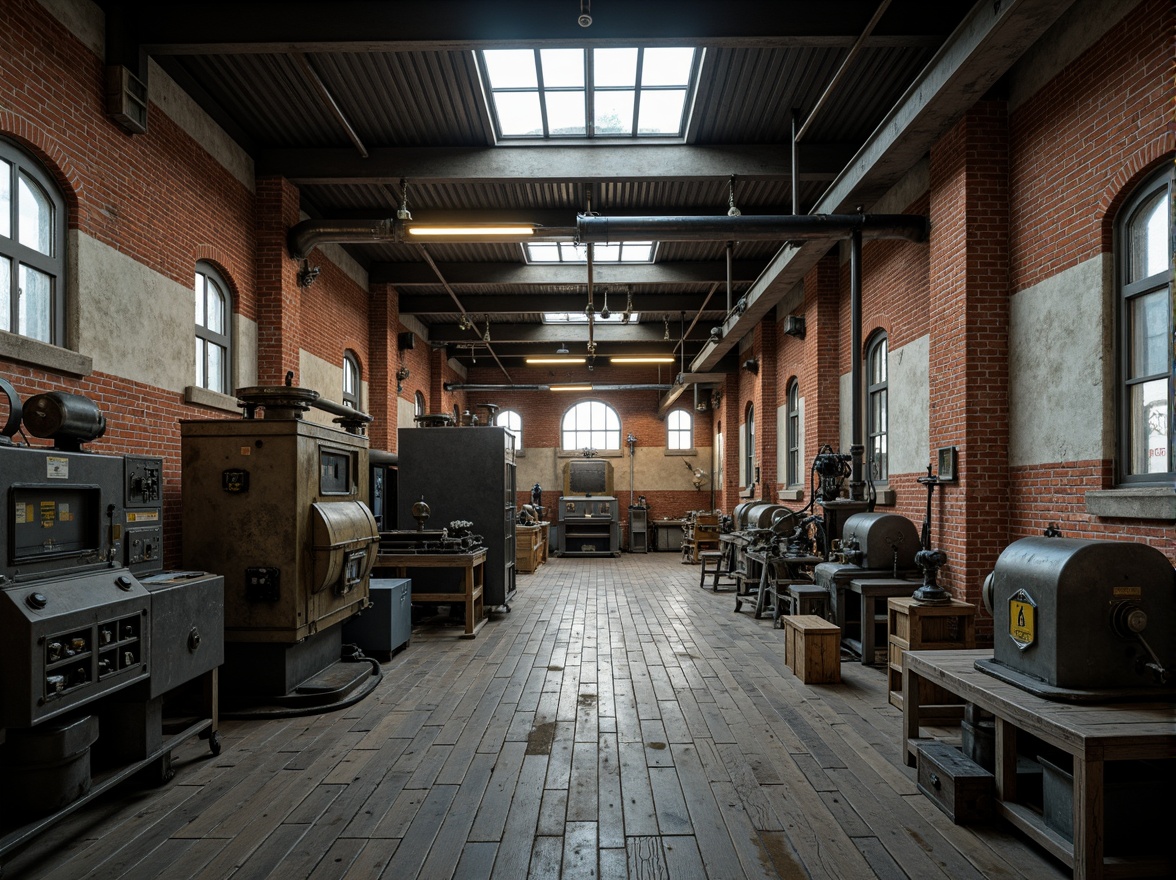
[628,506,649,553]
[396,427,516,608]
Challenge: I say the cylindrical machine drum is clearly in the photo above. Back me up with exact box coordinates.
[840,512,919,570]
[743,503,788,530]
[22,392,106,445]
[979,537,1176,696]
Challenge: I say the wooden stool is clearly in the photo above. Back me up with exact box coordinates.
[782,615,841,684]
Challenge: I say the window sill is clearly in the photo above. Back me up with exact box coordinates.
[872,484,897,506]
[664,448,697,456]
[778,487,804,502]
[0,330,92,377]
[1085,487,1176,521]
[185,385,241,414]
[557,449,624,458]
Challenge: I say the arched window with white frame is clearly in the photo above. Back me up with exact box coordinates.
[561,400,621,451]
[667,409,692,450]
[496,409,522,450]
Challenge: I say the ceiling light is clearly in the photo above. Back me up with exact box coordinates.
[526,357,586,365]
[556,342,570,354]
[550,384,592,391]
[405,224,535,237]
[609,356,675,364]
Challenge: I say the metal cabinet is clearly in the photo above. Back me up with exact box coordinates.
[628,506,649,553]
[396,427,516,608]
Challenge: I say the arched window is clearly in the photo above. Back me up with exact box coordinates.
[195,263,232,394]
[1,139,66,344]
[414,391,426,420]
[496,409,522,450]
[342,351,360,409]
[866,332,888,481]
[786,378,801,486]
[561,400,621,451]
[667,409,692,450]
[744,402,755,486]
[1119,166,1173,481]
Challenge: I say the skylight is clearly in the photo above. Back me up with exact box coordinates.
[480,47,699,140]
[543,312,640,325]
[525,242,655,263]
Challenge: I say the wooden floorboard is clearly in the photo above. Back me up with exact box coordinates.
[1,552,1075,879]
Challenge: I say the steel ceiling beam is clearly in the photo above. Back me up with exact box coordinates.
[372,261,766,287]
[398,293,722,315]
[259,144,853,186]
[430,324,712,344]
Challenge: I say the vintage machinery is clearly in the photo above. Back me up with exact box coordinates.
[976,537,1176,700]
[180,384,380,711]
[558,457,620,557]
[0,385,221,859]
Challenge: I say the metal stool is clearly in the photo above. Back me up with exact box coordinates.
[699,550,737,591]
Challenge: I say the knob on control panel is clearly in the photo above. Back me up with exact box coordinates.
[116,574,134,591]
[26,591,48,610]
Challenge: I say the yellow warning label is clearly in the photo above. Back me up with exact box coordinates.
[1112,586,1142,598]
[40,501,56,528]
[126,511,160,523]
[1009,599,1035,647]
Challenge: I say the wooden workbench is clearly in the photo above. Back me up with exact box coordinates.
[902,649,1176,879]
[374,549,487,638]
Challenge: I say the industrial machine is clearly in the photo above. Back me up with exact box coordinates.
[0,383,221,859]
[180,384,380,712]
[977,537,1176,700]
[558,458,620,557]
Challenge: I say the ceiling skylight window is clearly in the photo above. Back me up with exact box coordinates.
[526,242,655,263]
[543,312,640,324]
[480,47,699,140]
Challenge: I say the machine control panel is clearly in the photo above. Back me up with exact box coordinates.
[125,456,162,506]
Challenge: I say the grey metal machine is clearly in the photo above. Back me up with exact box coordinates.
[977,536,1175,700]
[0,384,222,861]
[180,384,380,713]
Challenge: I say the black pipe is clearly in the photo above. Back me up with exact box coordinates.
[849,227,864,500]
[577,213,927,244]
[288,218,395,260]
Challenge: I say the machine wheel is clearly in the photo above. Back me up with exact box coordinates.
[208,731,222,756]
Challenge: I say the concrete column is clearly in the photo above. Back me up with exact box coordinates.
[928,100,1011,631]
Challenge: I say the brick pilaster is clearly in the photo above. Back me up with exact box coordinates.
[255,177,303,385]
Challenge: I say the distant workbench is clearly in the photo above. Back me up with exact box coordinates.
[375,549,487,638]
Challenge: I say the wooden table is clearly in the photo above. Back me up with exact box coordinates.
[375,550,487,638]
[902,649,1176,879]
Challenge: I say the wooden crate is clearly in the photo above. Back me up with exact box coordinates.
[916,741,994,824]
[888,597,976,717]
[782,615,841,684]
[515,524,543,574]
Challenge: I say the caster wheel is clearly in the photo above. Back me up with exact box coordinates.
[504,604,512,613]
[209,731,222,756]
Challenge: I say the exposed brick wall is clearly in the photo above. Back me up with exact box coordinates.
[1009,0,1175,292]
[801,255,843,463]
[255,178,303,384]
[367,284,398,451]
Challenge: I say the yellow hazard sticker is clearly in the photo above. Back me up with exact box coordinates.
[40,501,56,528]
[1009,596,1035,649]
[126,511,159,523]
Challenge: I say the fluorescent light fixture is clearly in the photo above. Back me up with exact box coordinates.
[549,384,592,391]
[609,356,675,364]
[543,311,639,324]
[526,357,586,365]
[406,225,535,237]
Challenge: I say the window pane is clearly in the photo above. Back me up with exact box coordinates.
[207,342,224,394]
[483,50,537,88]
[196,338,205,386]
[540,49,583,87]
[594,89,634,134]
[594,48,637,87]
[527,242,561,263]
[206,282,225,334]
[620,242,653,261]
[544,90,586,136]
[0,255,9,331]
[641,48,694,86]
[1128,190,1169,282]
[17,173,52,255]
[494,91,544,136]
[195,274,205,325]
[0,159,10,239]
[637,89,686,134]
[558,242,588,262]
[1130,290,1169,378]
[593,243,620,261]
[18,263,51,341]
[1129,378,1168,474]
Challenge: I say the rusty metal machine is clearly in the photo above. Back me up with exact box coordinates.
[181,384,380,713]
[0,383,221,860]
[977,537,1176,700]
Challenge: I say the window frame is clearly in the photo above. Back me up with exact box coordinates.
[667,409,692,450]
[0,138,66,345]
[561,399,621,451]
[1117,166,1174,484]
[866,331,889,482]
[496,408,523,450]
[342,350,361,409]
[744,402,755,487]
[194,262,232,395]
[786,378,801,486]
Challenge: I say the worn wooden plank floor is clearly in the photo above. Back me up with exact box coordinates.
[3,553,1070,879]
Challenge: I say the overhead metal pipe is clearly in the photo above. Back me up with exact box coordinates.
[445,383,673,392]
[289,218,395,260]
[849,227,864,501]
[577,213,927,243]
